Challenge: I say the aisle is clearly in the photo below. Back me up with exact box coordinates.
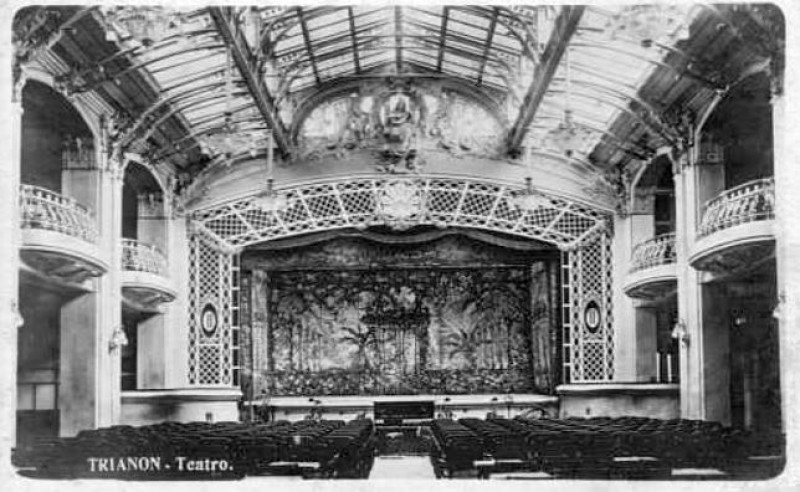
[368,456,437,479]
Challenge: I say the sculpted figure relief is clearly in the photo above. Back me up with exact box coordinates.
[297,79,504,170]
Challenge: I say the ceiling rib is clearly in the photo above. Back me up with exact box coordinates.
[297,8,320,84]
[476,8,499,85]
[347,7,361,74]
[435,7,450,71]
[507,5,585,151]
[394,6,403,73]
[208,6,291,155]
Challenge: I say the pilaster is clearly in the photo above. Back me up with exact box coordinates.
[611,214,636,381]
[674,151,703,419]
[3,86,25,448]
[771,88,795,434]
[59,149,124,435]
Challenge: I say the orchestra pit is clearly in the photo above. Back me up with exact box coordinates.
[6,2,794,481]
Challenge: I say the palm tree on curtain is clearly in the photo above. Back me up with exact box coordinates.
[339,324,374,371]
[442,303,484,368]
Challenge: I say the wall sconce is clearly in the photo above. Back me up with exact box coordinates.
[773,293,785,320]
[671,320,689,347]
[109,325,128,352]
[12,301,24,328]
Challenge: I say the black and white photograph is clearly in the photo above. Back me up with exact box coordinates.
[1,0,797,488]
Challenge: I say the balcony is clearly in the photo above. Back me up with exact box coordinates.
[624,233,677,300]
[19,184,108,284]
[121,239,176,311]
[690,178,775,274]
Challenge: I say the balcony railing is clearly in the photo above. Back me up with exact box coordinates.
[122,239,167,276]
[630,233,676,273]
[19,184,98,243]
[698,178,775,238]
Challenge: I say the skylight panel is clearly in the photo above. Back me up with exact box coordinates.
[448,8,490,29]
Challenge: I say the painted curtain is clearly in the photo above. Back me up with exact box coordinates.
[242,234,558,396]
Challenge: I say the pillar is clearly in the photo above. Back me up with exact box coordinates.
[674,151,701,418]
[677,110,735,422]
[2,77,25,448]
[59,156,123,435]
[771,84,796,436]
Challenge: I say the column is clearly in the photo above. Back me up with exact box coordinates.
[676,129,730,422]
[674,151,702,418]
[771,86,796,435]
[2,79,25,447]
[59,157,123,435]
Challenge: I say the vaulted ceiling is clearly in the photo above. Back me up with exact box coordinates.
[13,4,785,188]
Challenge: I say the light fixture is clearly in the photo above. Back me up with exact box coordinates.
[12,301,24,328]
[510,145,551,212]
[546,48,590,157]
[109,325,129,352]
[199,49,267,158]
[252,132,291,213]
[252,178,290,213]
[671,320,689,347]
[773,293,785,320]
[605,4,691,48]
[510,177,550,212]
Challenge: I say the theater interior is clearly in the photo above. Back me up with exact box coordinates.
[5,2,796,481]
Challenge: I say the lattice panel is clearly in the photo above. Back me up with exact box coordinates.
[187,231,239,386]
[564,230,614,383]
[191,177,607,251]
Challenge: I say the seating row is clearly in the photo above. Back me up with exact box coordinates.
[429,416,785,479]
[13,419,377,479]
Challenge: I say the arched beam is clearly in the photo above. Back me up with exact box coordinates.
[507,5,585,152]
[208,6,291,156]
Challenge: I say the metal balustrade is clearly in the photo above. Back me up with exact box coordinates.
[19,184,98,243]
[121,239,168,276]
[698,178,775,238]
[630,233,676,273]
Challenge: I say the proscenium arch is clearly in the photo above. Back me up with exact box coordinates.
[190,175,610,252]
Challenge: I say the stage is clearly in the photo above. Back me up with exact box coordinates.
[245,393,559,422]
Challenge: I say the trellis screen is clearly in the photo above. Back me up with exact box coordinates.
[188,231,239,386]
[562,230,614,382]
